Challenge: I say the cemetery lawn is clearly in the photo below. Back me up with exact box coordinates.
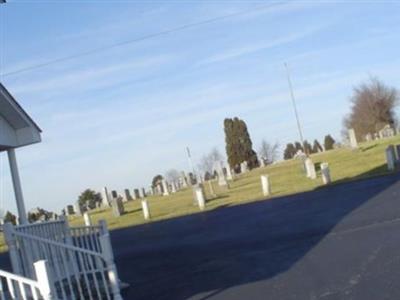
[0,137,398,252]
[68,136,399,230]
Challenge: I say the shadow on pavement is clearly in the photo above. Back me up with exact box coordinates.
[110,165,400,299]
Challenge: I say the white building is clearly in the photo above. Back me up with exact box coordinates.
[0,83,42,224]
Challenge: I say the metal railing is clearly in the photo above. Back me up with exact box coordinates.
[0,260,54,300]
[3,219,123,300]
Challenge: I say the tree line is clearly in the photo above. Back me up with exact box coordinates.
[283,135,335,160]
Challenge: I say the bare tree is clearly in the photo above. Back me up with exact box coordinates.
[343,77,399,140]
[258,140,279,164]
[209,147,223,162]
[198,147,224,177]
[165,169,180,183]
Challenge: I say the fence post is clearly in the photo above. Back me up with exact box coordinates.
[3,223,23,275]
[34,260,56,300]
[99,233,123,300]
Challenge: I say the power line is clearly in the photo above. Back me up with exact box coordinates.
[2,1,291,77]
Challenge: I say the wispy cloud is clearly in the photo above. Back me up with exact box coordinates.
[9,54,174,96]
[197,25,326,66]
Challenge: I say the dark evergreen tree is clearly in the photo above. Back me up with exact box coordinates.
[224,117,258,170]
[303,140,313,155]
[4,211,17,225]
[294,141,304,153]
[324,135,335,150]
[152,175,163,188]
[78,189,102,210]
[312,139,323,153]
[284,143,296,160]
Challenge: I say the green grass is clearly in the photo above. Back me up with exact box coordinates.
[68,136,399,230]
[1,136,399,252]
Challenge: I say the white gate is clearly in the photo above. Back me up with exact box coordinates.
[3,218,123,300]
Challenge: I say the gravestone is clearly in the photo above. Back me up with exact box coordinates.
[141,188,147,198]
[240,161,249,173]
[386,145,396,171]
[65,205,75,216]
[260,175,271,197]
[111,190,118,199]
[83,212,92,226]
[134,189,140,199]
[124,189,132,202]
[180,172,188,188]
[101,187,111,207]
[348,128,358,149]
[379,124,395,139]
[259,156,266,168]
[395,144,400,164]
[162,180,170,196]
[365,133,372,142]
[141,199,151,220]
[225,164,233,180]
[297,152,307,173]
[215,161,228,187]
[207,179,216,198]
[194,185,206,210]
[305,158,317,179]
[321,162,331,184]
[111,198,125,217]
[171,182,177,193]
[75,201,84,216]
[156,184,162,195]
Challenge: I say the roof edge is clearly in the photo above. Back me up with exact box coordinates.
[0,82,42,133]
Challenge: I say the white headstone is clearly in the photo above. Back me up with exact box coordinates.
[348,128,358,149]
[194,186,206,210]
[74,202,83,216]
[321,162,331,184]
[83,212,92,226]
[215,161,228,187]
[171,182,177,193]
[162,179,169,196]
[386,145,396,171]
[225,165,233,180]
[180,172,188,188]
[240,161,249,173]
[111,198,124,217]
[141,199,151,220]
[305,158,317,179]
[156,184,162,195]
[259,156,266,168]
[101,187,111,207]
[260,175,271,197]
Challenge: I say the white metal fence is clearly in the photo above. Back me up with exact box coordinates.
[0,260,53,300]
[2,218,123,300]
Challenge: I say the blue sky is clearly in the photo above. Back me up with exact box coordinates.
[0,0,399,213]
